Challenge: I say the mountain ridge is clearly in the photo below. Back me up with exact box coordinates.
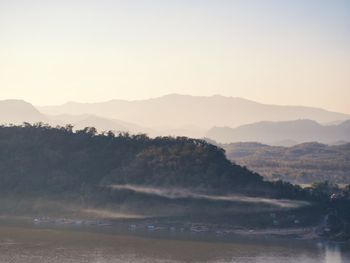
[0,99,46,124]
[37,94,350,130]
[207,119,350,145]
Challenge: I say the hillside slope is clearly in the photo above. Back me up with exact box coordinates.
[0,124,306,200]
[0,99,46,124]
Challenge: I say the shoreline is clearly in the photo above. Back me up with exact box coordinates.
[0,215,346,244]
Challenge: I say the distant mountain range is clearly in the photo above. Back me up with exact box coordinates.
[206,119,350,145]
[221,142,350,184]
[0,99,148,134]
[0,95,349,144]
[48,114,150,134]
[0,99,46,124]
[38,94,349,129]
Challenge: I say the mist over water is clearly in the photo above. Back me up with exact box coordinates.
[110,184,310,209]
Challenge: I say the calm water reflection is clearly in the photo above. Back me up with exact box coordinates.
[0,225,348,263]
[323,243,343,263]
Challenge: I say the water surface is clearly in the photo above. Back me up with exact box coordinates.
[0,225,348,263]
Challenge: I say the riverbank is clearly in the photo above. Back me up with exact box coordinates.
[0,214,340,243]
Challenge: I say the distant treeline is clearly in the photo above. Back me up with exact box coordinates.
[0,123,343,203]
[221,142,350,184]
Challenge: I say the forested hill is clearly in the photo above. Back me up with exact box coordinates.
[0,124,306,200]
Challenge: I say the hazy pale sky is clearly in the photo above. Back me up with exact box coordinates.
[0,0,349,113]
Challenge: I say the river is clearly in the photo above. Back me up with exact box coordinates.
[0,224,349,263]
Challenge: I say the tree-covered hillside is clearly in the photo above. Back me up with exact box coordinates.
[0,124,306,200]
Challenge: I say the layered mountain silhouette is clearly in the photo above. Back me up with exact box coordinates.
[1,95,349,144]
[48,114,150,134]
[0,100,146,134]
[38,94,349,129]
[0,99,46,124]
[206,119,350,145]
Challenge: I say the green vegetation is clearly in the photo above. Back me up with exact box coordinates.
[0,124,350,239]
[0,123,309,200]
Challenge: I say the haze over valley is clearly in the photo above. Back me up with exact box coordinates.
[38,94,349,130]
[1,95,350,186]
[207,119,350,145]
[1,0,350,261]
[2,94,349,142]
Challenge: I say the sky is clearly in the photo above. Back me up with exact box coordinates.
[0,0,349,113]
